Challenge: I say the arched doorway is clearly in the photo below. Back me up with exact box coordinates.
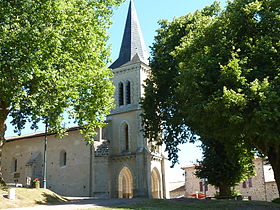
[118,167,133,198]
[151,168,161,198]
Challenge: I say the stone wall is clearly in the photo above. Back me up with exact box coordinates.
[93,156,110,198]
[235,158,266,201]
[266,182,279,201]
[169,185,185,198]
[184,166,217,198]
[183,158,279,201]
[2,129,99,196]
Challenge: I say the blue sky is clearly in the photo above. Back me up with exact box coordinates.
[109,0,227,61]
[6,0,227,182]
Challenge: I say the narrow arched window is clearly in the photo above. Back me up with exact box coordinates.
[60,150,67,167]
[63,152,67,166]
[13,158,17,172]
[126,81,131,104]
[119,82,124,106]
[125,124,129,151]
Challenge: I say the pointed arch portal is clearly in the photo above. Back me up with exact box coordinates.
[118,167,133,198]
[151,168,162,198]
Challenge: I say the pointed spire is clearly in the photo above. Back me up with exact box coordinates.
[109,0,149,69]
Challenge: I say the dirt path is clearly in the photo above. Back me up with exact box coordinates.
[2,198,147,210]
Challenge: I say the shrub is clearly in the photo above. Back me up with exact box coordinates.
[272,198,280,204]
[214,188,241,200]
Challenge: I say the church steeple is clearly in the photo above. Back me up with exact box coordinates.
[109,0,149,69]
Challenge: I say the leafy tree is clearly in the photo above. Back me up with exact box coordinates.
[176,0,280,195]
[141,2,254,195]
[0,0,123,184]
[142,3,221,164]
[142,0,280,196]
[195,139,254,197]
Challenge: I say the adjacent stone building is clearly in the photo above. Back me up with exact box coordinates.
[2,0,168,198]
[169,185,185,198]
[168,181,185,198]
[182,158,279,201]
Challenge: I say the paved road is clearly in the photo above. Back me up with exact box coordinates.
[3,198,148,210]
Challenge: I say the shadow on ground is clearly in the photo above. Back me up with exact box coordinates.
[36,192,69,205]
[80,198,280,210]
[27,197,280,210]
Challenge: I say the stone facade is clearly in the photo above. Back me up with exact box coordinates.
[183,166,217,198]
[182,158,279,201]
[3,128,92,196]
[169,185,185,198]
[2,0,168,198]
[265,182,279,202]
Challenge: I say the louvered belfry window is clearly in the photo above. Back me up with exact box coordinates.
[119,82,124,106]
[126,81,131,105]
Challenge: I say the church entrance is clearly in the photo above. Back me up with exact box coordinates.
[151,168,161,198]
[118,167,133,198]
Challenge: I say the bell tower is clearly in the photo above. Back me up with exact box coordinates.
[106,0,167,198]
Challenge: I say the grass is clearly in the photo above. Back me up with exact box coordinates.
[1,188,280,210]
[0,187,68,209]
[87,198,280,210]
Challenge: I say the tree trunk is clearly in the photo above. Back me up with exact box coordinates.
[0,140,6,186]
[267,146,280,198]
[218,184,231,198]
[0,105,8,186]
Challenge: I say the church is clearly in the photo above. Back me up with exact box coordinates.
[2,0,168,198]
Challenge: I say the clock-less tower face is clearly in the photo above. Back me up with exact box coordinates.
[106,0,166,199]
[108,0,150,155]
[109,58,149,155]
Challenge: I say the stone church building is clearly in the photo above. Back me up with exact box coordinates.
[2,0,168,198]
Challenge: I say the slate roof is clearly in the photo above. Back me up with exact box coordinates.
[109,0,149,69]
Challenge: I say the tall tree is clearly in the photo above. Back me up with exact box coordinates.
[0,0,123,184]
[142,3,221,164]
[142,0,280,196]
[195,139,254,197]
[176,0,280,195]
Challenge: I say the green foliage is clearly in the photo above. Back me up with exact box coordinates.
[143,0,280,196]
[176,0,280,194]
[0,0,123,139]
[272,198,280,204]
[141,2,221,164]
[195,139,254,196]
[176,0,280,147]
[0,177,6,186]
[214,188,241,199]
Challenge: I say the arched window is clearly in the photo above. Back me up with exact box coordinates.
[125,124,129,151]
[125,81,131,104]
[120,122,130,152]
[12,158,17,173]
[119,82,124,106]
[60,150,67,167]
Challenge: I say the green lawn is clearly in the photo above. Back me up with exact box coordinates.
[0,187,68,209]
[91,198,280,210]
[1,188,280,210]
